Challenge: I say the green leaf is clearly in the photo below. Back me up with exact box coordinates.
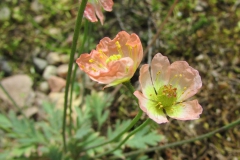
[85,91,113,130]
[48,146,62,160]
[0,114,12,129]
[75,106,92,127]
[126,126,165,149]
[107,120,131,140]
[74,123,92,139]
[0,151,10,160]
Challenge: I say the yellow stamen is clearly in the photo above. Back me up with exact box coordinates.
[127,45,133,57]
[115,41,124,56]
[99,49,107,58]
[91,67,97,72]
[89,59,94,63]
[106,54,122,64]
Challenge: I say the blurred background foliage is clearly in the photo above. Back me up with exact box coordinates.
[0,0,240,159]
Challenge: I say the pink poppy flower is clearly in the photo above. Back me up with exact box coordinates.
[83,0,114,25]
[134,53,203,124]
[76,31,143,87]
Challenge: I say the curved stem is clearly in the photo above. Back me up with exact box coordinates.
[122,81,138,103]
[119,118,240,158]
[83,81,142,151]
[62,0,88,152]
[96,119,151,158]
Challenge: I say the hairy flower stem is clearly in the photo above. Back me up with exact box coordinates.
[62,0,88,152]
[69,20,89,135]
[116,118,240,158]
[96,119,151,158]
[83,81,143,151]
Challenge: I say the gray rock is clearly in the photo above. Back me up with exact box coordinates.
[60,54,70,64]
[57,64,69,78]
[39,81,49,93]
[43,65,57,80]
[46,52,61,65]
[0,74,33,108]
[33,57,48,72]
[0,57,12,75]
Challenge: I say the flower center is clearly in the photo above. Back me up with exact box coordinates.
[103,41,124,64]
[156,84,177,108]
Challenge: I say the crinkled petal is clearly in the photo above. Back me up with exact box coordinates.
[96,31,142,75]
[134,91,168,124]
[126,33,143,71]
[84,3,98,23]
[90,57,134,85]
[151,53,170,91]
[165,100,203,120]
[99,0,114,11]
[76,50,106,76]
[168,61,202,101]
[93,2,104,25]
[96,31,130,57]
[139,64,156,100]
[77,31,143,87]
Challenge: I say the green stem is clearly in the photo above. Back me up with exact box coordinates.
[119,118,240,158]
[122,81,138,103]
[96,119,151,158]
[0,83,27,119]
[69,20,89,134]
[62,0,88,152]
[83,81,143,151]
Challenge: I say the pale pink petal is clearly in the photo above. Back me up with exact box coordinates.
[168,61,202,101]
[84,3,98,23]
[134,91,168,124]
[147,109,169,124]
[99,0,114,11]
[94,2,104,25]
[150,53,170,91]
[165,100,203,120]
[139,64,156,100]
[133,91,148,112]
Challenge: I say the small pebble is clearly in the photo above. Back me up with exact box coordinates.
[48,76,66,92]
[46,52,61,65]
[43,65,57,80]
